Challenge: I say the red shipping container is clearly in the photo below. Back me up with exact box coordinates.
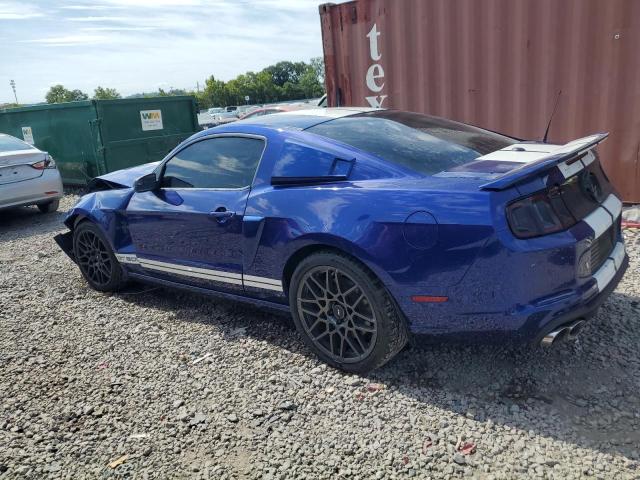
[320,0,640,202]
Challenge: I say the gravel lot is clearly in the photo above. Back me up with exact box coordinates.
[1,194,639,479]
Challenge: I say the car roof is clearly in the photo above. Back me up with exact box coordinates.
[0,133,41,158]
[0,133,31,142]
[235,107,380,130]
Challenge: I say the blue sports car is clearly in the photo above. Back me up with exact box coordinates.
[55,108,628,373]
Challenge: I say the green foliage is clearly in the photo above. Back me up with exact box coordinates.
[42,57,326,109]
[310,57,325,85]
[126,88,189,99]
[195,58,325,109]
[45,85,89,103]
[93,86,121,100]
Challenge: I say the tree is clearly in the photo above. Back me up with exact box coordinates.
[69,89,89,101]
[195,58,326,108]
[299,65,325,99]
[198,75,228,109]
[93,86,121,100]
[45,85,68,103]
[310,57,325,85]
[264,61,307,87]
[45,85,89,103]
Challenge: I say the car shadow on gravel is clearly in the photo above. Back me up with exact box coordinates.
[114,282,640,463]
[0,206,68,244]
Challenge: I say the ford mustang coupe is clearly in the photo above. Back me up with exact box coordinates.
[55,108,627,373]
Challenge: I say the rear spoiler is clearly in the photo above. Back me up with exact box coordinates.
[480,133,609,191]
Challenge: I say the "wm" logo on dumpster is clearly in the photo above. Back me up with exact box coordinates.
[141,111,161,120]
[140,109,163,131]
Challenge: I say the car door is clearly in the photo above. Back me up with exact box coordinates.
[125,134,266,294]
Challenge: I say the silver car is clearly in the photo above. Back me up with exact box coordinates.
[0,133,63,213]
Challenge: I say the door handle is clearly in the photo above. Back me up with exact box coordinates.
[210,207,235,223]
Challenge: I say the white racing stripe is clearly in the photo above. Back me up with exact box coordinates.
[473,139,601,181]
[139,261,244,286]
[581,151,595,167]
[556,160,584,180]
[115,253,140,265]
[602,193,622,219]
[244,280,284,292]
[114,254,282,292]
[593,241,626,292]
[583,206,613,238]
[610,241,626,270]
[243,274,282,286]
[593,259,616,292]
[139,257,242,280]
[583,193,622,238]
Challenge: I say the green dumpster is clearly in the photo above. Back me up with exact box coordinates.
[0,96,199,185]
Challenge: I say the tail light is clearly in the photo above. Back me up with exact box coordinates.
[506,188,577,239]
[30,155,56,170]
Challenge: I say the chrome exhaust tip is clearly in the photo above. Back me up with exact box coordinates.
[541,319,586,347]
[567,319,585,340]
[541,327,569,347]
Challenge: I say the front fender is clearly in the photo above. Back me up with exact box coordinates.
[62,189,135,251]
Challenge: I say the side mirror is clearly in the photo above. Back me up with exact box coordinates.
[134,173,159,193]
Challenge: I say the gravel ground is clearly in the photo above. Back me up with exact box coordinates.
[1,195,639,479]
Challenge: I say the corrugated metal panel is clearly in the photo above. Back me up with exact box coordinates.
[320,0,640,202]
[0,97,199,185]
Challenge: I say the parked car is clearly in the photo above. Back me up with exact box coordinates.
[207,107,224,115]
[239,105,301,119]
[55,108,627,373]
[211,111,239,126]
[0,133,63,213]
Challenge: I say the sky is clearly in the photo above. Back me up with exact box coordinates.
[0,0,325,104]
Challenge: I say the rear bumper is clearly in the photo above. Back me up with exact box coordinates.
[0,170,63,210]
[405,240,628,346]
[530,253,628,345]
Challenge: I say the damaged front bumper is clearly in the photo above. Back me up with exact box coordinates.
[54,231,75,263]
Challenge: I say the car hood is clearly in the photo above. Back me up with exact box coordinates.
[89,161,161,189]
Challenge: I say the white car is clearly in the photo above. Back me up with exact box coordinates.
[0,133,63,213]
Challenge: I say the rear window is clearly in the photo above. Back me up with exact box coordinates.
[306,111,516,175]
[0,135,33,152]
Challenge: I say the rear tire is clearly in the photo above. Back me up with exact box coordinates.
[73,222,125,292]
[37,199,59,213]
[289,251,408,374]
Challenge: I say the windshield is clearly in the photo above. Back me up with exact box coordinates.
[306,110,516,175]
[0,135,33,153]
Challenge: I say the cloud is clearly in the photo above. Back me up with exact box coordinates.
[18,34,110,47]
[66,16,133,22]
[79,26,158,32]
[0,1,44,19]
[0,0,324,103]
[58,5,119,10]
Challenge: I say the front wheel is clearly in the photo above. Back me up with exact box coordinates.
[73,222,125,292]
[289,251,408,374]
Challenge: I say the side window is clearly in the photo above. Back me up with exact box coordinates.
[161,137,264,189]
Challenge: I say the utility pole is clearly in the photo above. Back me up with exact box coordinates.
[10,79,18,104]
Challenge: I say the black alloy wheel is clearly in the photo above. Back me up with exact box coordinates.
[73,222,124,292]
[297,266,378,363]
[289,251,408,373]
